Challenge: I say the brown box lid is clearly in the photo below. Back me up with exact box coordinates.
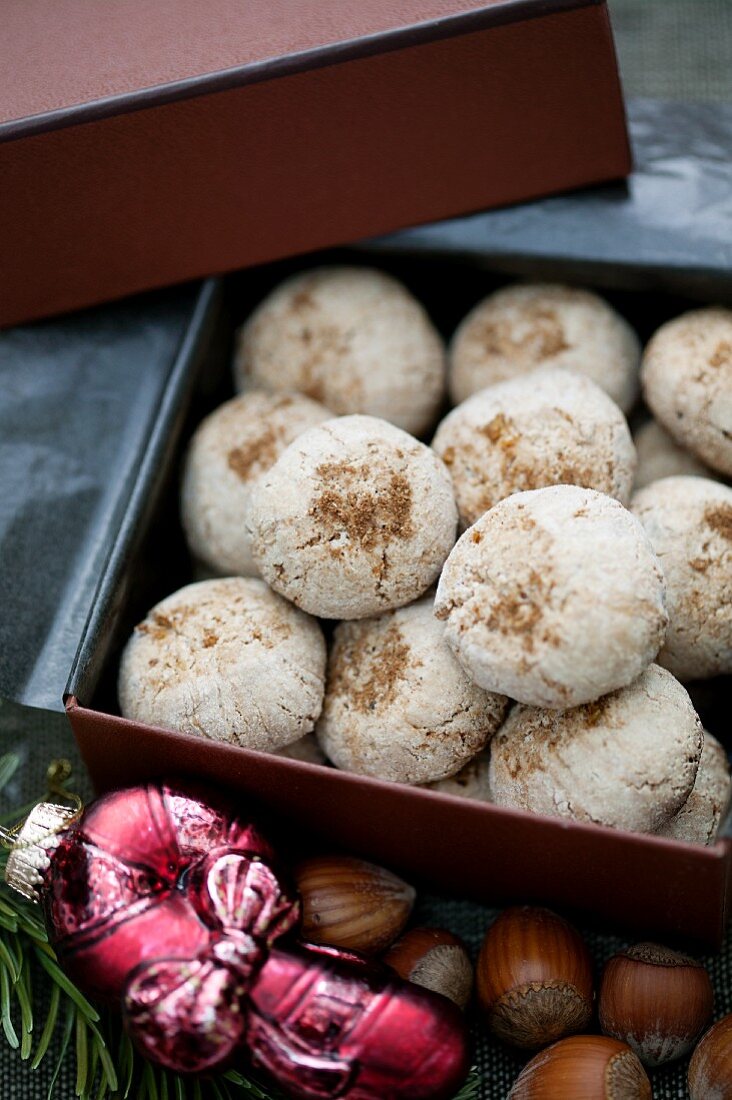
[0,0,629,327]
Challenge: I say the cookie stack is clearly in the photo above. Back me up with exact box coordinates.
[118,267,732,845]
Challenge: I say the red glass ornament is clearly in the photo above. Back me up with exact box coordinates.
[9,781,470,1098]
[43,782,295,1004]
[245,943,470,1100]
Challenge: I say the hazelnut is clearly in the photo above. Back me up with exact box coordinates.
[508,1035,651,1099]
[384,928,473,1009]
[295,855,415,955]
[688,1014,732,1100]
[476,906,593,1049]
[599,942,713,1066]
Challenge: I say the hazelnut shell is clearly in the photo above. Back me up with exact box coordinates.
[599,942,713,1066]
[384,927,473,1009]
[295,855,415,955]
[476,906,593,1049]
[688,1013,732,1099]
[508,1035,652,1099]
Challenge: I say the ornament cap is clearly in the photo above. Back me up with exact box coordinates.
[4,801,75,902]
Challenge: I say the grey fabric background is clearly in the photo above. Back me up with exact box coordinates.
[2,1,732,1096]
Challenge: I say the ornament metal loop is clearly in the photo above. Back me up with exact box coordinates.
[0,758,84,852]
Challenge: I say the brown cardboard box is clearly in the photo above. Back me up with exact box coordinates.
[61,246,732,950]
[0,0,629,327]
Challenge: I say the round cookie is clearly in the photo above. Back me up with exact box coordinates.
[631,476,732,681]
[432,367,636,527]
[633,419,711,491]
[316,598,507,785]
[247,415,458,619]
[657,731,731,845]
[422,753,492,801]
[641,308,732,477]
[234,266,446,436]
[181,391,330,577]
[434,485,668,708]
[488,665,703,833]
[118,577,326,751]
[448,283,640,412]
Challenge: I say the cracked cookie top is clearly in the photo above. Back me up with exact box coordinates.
[316,597,507,785]
[233,266,446,437]
[181,390,331,577]
[488,664,703,833]
[118,577,326,751]
[448,283,640,413]
[246,415,458,619]
[432,366,636,527]
[631,474,732,681]
[641,308,732,479]
[658,730,731,845]
[434,485,668,709]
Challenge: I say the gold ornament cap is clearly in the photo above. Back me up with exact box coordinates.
[4,801,75,902]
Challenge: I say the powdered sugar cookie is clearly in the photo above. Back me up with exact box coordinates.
[449,284,640,411]
[248,415,458,619]
[235,267,445,436]
[317,598,507,784]
[489,665,702,833]
[119,577,326,751]
[435,485,667,708]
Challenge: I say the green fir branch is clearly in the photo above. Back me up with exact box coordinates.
[0,753,481,1098]
[452,1066,482,1100]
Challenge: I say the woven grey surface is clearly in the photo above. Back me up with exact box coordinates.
[610,0,732,103]
[2,2,732,1097]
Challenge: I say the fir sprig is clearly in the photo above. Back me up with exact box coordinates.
[0,753,482,1099]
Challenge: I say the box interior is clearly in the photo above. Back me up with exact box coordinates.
[84,250,731,749]
[68,250,732,946]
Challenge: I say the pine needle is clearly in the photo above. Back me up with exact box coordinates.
[143,1058,159,1100]
[118,1029,136,1099]
[75,1009,89,1096]
[0,930,20,980]
[452,1066,483,1100]
[0,962,19,1049]
[87,1016,118,1094]
[87,1028,99,1096]
[0,752,21,792]
[48,1002,75,1100]
[32,982,60,1069]
[34,946,100,1022]
[16,955,33,1059]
